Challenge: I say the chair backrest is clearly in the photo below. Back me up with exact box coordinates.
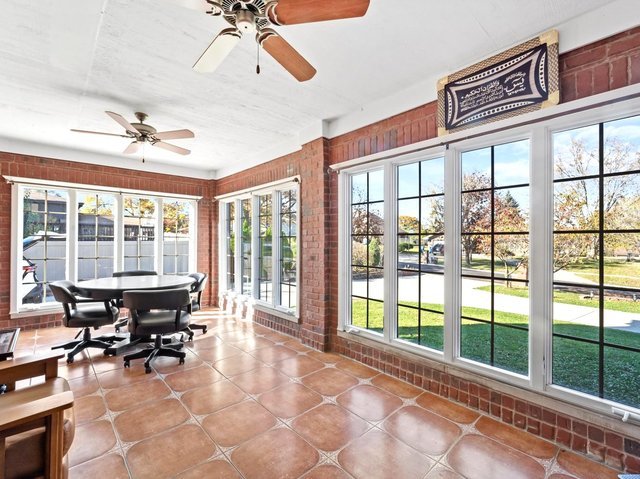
[123,288,191,312]
[112,270,158,278]
[49,281,78,305]
[188,272,208,293]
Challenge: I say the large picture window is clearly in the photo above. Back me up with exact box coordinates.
[552,116,640,410]
[12,181,197,313]
[338,100,640,416]
[219,180,299,316]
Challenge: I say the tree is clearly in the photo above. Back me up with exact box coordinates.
[553,136,640,270]
[398,215,420,234]
[494,191,528,284]
[461,172,492,266]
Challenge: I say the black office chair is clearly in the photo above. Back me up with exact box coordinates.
[112,270,158,332]
[50,280,121,363]
[122,288,191,373]
[182,272,208,339]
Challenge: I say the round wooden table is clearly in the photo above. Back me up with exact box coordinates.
[76,275,195,299]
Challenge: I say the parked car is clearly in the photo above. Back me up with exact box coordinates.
[21,257,43,303]
[430,242,445,257]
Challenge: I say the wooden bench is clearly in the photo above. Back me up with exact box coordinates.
[0,351,74,479]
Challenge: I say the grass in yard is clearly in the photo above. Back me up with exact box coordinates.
[566,257,640,288]
[350,296,640,408]
[476,284,640,313]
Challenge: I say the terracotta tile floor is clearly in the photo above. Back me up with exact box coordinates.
[14,309,621,479]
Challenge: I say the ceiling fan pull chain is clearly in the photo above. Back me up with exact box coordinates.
[256,41,260,74]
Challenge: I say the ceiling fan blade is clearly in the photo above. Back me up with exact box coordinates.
[266,0,370,25]
[105,111,140,135]
[257,30,316,82]
[193,28,242,73]
[123,141,140,155]
[153,129,195,140]
[70,128,130,138]
[152,141,191,156]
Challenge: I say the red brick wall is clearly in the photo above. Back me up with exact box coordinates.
[0,153,214,330]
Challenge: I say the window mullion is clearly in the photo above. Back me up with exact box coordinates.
[383,162,396,343]
[115,195,123,273]
[156,198,163,274]
[68,190,78,282]
[529,126,552,390]
[444,146,461,364]
[251,195,260,299]
[273,191,282,307]
[234,199,242,294]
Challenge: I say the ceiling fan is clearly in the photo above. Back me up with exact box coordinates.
[71,111,195,156]
[176,0,370,82]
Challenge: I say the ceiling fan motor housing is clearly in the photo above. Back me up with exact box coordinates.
[235,9,256,32]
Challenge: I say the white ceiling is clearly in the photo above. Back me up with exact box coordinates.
[0,0,638,179]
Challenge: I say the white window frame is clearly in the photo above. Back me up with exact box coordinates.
[337,90,640,419]
[8,177,199,317]
[217,177,300,320]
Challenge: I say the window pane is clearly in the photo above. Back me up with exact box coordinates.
[421,157,445,196]
[494,325,528,375]
[553,337,599,397]
[604,346,640,408]
[553,234,599,284]
[553,125,599,179]
[398,162,419,199]
[603,115,640,175]
[494,139,530,187]
[495,187,529,232]
[554,179,599,231]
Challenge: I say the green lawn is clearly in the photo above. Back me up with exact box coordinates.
[351,297,640,408]
[565,257,640,288]
[476,284,640,314]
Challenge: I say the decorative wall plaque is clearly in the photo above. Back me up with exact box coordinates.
[437,30,559,136]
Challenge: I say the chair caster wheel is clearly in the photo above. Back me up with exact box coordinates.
[179,358,185,365]
[124,361,130,368]
[145,366,152,374]
[66,356,74,364]
[103,350,111,356]
[188,334,194,342]
[202,327,207,334]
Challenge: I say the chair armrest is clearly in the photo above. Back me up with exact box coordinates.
[0,352,64,391]
[0,390,74,431]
